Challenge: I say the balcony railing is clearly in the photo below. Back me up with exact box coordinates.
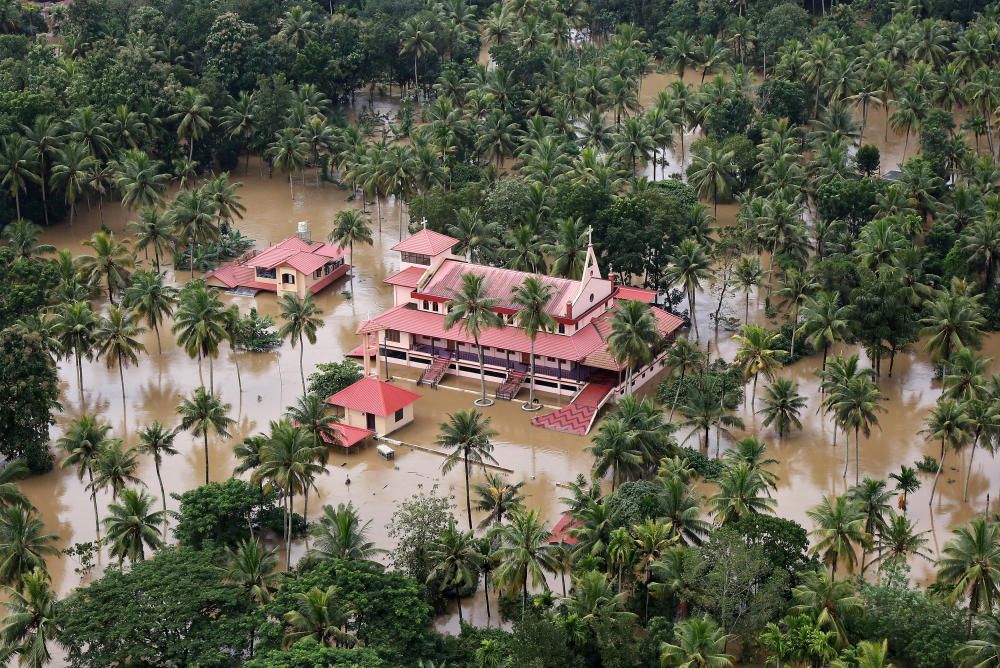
[410,343,589,381]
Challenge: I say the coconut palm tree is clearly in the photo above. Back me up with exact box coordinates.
[709,462,776,525]
[807,495,869,577]
[687,144,735,215]
[732,324,786,408]
[758,379,806,437]
[169,87,213,161]
[922,399,971,508]
[103,488,164,565]
[255,420,325,568]
[733,256,763,325]
[954,613,1000,668]
[961,398,1000,502]
[587,417,644,492]
[0,567,58,668]
[438,410,499,530]
[0,461,30,511]
[608,299,659,393]
[50,301,100,403]
[96,305,146,420]
[889,465,921,512]
[282,586,359,649]
[329,209,373,297]
[79,230,134,304]
[662,337,704,422]
[50,141,96,226]
[123,269,177,356]
[173,281,228,390]
[56,414,111,538]
[222,538,279,607]
[20,115,62,227]
[1,219,54,259]
[278,293,325,395]
[944,348,992,402]
[0,134,40,222]
[791,569,863,648]
[775,269,818,358]
[659,615,734,667]
[267,128,308,199]
[427,521,482,623]
[848,478,895,573]
[493,508,558,616]
[89,441,143,501]
[677,376,745,451]
[0,506,58,592]
[920,286,986,367]
[665,239,711,340]
[178,386,234,485]
[308,502,385,562]
[221,92,261,173]
[800,292,851,371]
[543,217,588,279]
[832,376,886,483]
[128,208,174,273]
[938,518,1000,637]
[473,471,525,529]
[871,513,931,572]
[658,476,710,545]
[114,149,169,211]
[135,421,178,539]
[512,277,556,410]
[400,18,437,99]
[443,272,503,406]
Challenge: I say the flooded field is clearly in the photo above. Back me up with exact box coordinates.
[18,81,999,629]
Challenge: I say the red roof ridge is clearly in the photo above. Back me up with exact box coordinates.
[391,229,459,256]
[325,377,422,416]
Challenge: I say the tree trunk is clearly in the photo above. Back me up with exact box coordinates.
[300,342,306,395]
[930,438,946,508]
[89,468,101,540]
[156,461,168,539]
[855,426,861,484]
[119,357,127,425]
[76,351,84,404]
[204,432,210,484]
[526,338,537,408]
[843,427,850,478]
[464,455,473,530]
[965,434,980,502]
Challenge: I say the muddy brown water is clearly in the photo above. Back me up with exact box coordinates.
[18,81,1000,645]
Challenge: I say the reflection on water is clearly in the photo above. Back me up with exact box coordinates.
[19,82,999,635]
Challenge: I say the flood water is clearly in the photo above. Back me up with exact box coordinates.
[18,78,1000,642]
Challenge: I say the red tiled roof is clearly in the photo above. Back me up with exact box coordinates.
[384,266,426,289]
[322,423,373,448]
[420,260,592,317]
[205,264,276,292]
[391,229,458,256]
[548,513,581,545]
[615,286,658,303]
[246,237,347,271]
[325,377,421,416]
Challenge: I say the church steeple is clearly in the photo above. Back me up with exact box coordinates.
[580,226,601,281]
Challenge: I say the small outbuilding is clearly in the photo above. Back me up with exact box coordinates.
[325,377,422,437]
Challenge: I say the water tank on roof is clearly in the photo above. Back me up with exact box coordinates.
[296,221,311,242]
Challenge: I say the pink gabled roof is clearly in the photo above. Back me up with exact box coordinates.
[246,237,347,271]
[384,266,426,289]
[325,377,421,416]
[391,229,459,256]
[322,423,373,448]
[205,264,276,292]
[420,260,585,317]
[615,286,658,303]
